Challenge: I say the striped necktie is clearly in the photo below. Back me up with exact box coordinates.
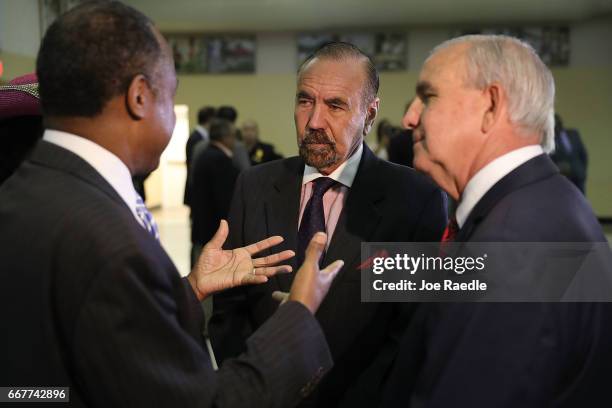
[135,195,159,241]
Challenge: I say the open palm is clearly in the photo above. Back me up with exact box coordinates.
[189,220,294,301]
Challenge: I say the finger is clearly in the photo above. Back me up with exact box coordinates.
[253,250,295,267]
[255,265,293,277]
[244,235,284,255]
[241,274,269,286]
[206,219,229,250]
[304,232,327,264]
[272,291,289,303]
[321,260,344,278]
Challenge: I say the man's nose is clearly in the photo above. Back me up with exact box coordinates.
[402,99,422,130]
[308,103,325,130]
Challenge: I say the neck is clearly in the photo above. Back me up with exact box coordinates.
[45,115,136,174]
[457,130,541,200]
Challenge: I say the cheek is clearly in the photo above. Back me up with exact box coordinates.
[294,111,306,135]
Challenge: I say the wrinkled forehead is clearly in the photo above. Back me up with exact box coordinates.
[297,57,368,106]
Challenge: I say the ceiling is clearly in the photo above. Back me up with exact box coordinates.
[123,0,612,32]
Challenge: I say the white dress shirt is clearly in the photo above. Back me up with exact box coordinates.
[456,145,544,228]
[43,129,146,228]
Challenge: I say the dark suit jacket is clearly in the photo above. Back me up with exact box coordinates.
[249,141,283,165]
[0,140,332,408]
[191,144,240,245]
[387,129,414,168]
[550,128,588,193]
[209,144,447,408]
[184,128,206,207]
[382,154,611,408]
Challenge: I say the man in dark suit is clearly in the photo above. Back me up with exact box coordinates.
[382,34,611,407]
[184,106,215,208]
[242,118,283,165]
[0,2,345,407]
[191,118,240,265]
[387,128,414,167]
[550,114,588,194]
[209,42,447,408]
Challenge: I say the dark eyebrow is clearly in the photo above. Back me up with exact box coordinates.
[297,90,313,100]
[324,97,348,108]
[415,81,435,97]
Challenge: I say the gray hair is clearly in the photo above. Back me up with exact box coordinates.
[429,35,555,152]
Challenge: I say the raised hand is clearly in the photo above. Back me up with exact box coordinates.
[188,220,294,301]
[286,232,344,314]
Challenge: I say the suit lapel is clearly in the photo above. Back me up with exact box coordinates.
[456,154,560,242]
[324,145,384,285]
[29,140,132,213]
[264,157,304,291]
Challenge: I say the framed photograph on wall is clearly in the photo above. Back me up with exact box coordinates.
[164,34,256,74]
[167,35,208,73]
[206,36,256,73]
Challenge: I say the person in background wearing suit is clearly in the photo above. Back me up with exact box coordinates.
[184,105,215,209]
[387,101,415,168]
[191,118,240,266]
[209,41,447,408]
[0,2,345,407]
[216,105,251,171]
[369,118,392,160]
[382,34,611,407]
[241,118,283,165]
[550,113,588,194]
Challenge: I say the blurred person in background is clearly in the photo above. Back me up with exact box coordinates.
[241,118,283,165]
[550,113,588,194]
[184,105,215,209]
[216,105,251,171]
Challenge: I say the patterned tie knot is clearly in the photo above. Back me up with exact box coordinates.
[135,194,159,241]
[312,177,337,198]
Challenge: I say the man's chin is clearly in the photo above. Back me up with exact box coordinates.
[300,146,337,168]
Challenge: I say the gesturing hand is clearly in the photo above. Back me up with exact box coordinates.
[287,232,344,314]
[188,220,295,301]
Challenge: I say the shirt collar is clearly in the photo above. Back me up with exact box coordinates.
[42,129,140,216]
[456,145,544,228]
[196,125,208,140]
[211,140,234,158]
[302,143,363,188]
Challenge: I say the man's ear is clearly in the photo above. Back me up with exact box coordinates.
[482,83,504,134]
[125,74,152,120]
[363,97,380,135]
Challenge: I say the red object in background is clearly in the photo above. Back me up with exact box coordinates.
[0,60,4,78]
